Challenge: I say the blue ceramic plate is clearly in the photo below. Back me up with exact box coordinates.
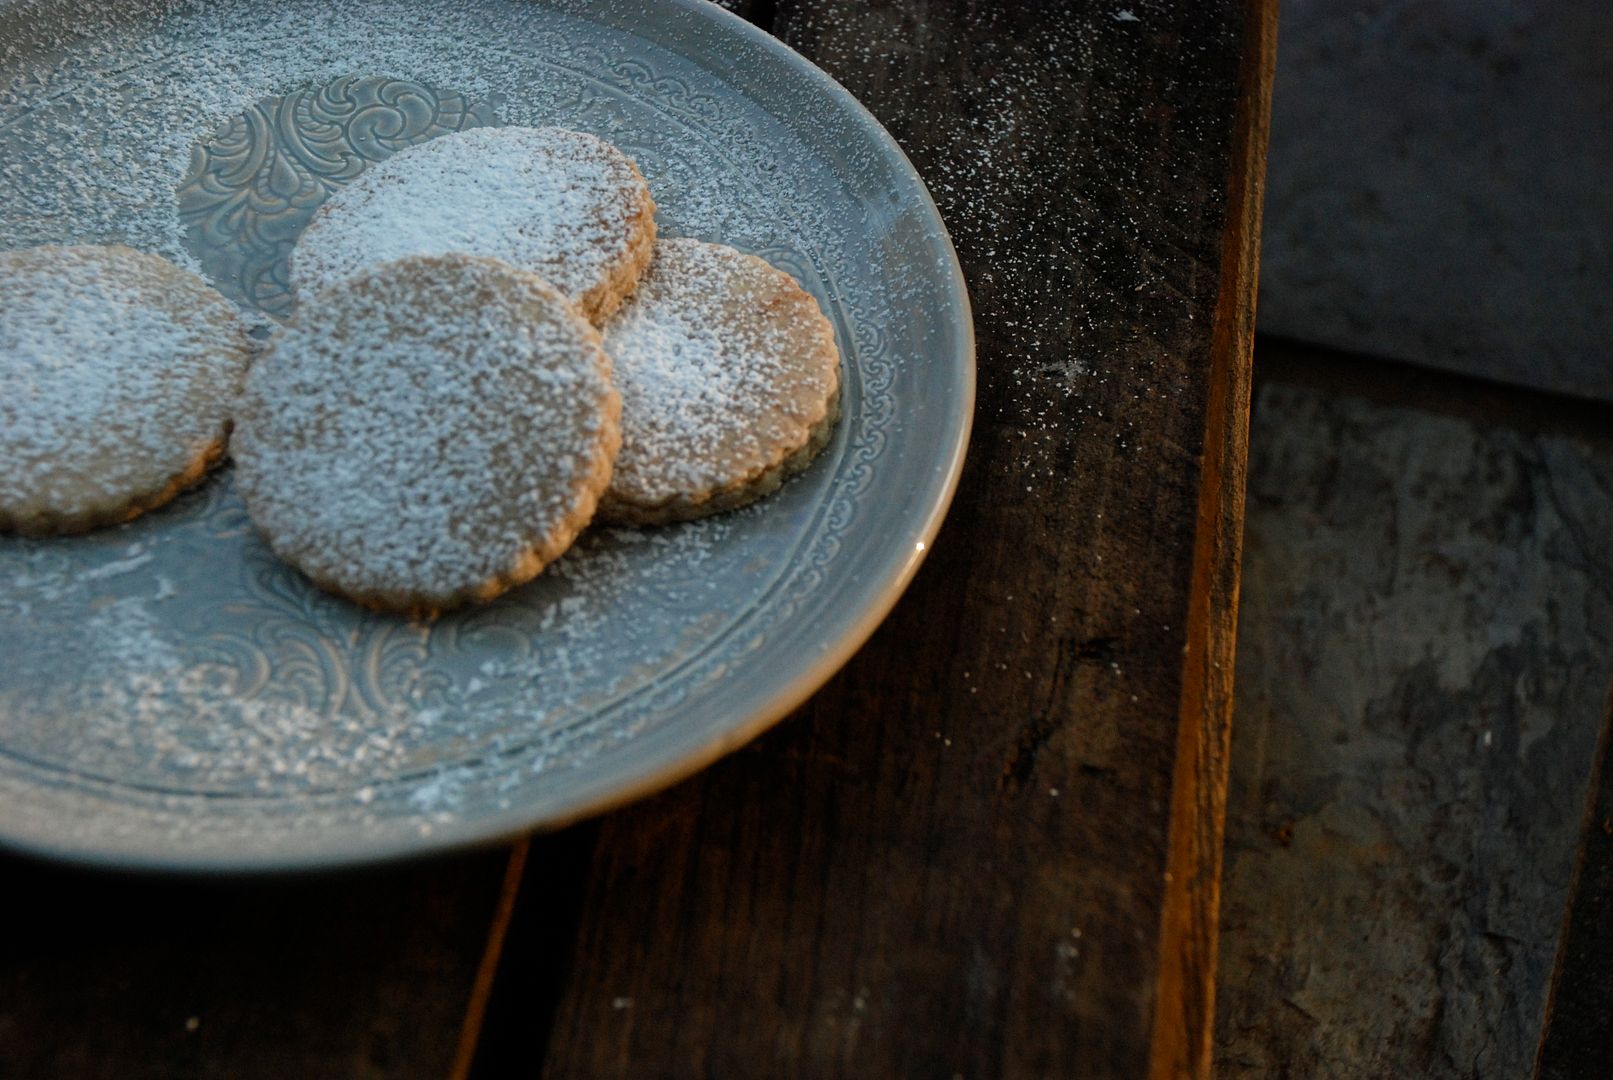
[0,0,972,870]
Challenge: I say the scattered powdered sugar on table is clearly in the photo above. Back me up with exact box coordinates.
[290,126,651,318]
[0,244,249,527]
[780,2,1229,488]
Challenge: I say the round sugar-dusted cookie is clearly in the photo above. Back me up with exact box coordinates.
[0,244,252,536]
[234,254,620,617]
[598,238,841,526]
[290,126,656,324]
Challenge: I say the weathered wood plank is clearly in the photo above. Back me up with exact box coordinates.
[1150,2,1273,1075]
[1214,342,1613,1078]
[516,2,1270,1076]
[0,849,514,1080]
[1535,693,1613,1080]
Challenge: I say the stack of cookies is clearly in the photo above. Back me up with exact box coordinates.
[0,126,842,618]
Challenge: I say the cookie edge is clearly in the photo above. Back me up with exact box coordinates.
[240,253,623,619]
[0,244,253,537]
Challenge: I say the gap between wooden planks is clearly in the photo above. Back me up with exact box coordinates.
[1534,685,1613,1079]
[449,839,530,1080]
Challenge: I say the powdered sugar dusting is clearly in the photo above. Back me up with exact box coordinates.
[604,238,839,510]
[777,2,1221,490]
[0,1,809,276]
[0,244,249,529]
[0,493,740,799]
[290,126,651,318]
[235,254,616,607]
[0,0,967,863]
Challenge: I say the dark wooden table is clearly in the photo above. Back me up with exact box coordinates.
[0,2,1275,1077]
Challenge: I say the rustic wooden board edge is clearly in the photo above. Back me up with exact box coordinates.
[1532,685,1613,1079]
[1147,2,1278,1077]
[450,841,530,1080]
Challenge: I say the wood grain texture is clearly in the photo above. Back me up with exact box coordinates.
[0,850,511,1080]
[512,2,1268,1076]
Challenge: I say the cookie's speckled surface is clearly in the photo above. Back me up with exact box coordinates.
[0,244,251,536]
[290,126,655,324]
[601,238,841,525]
[235,254,618,616]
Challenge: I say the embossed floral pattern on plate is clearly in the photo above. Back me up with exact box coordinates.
[177,75,500,318]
